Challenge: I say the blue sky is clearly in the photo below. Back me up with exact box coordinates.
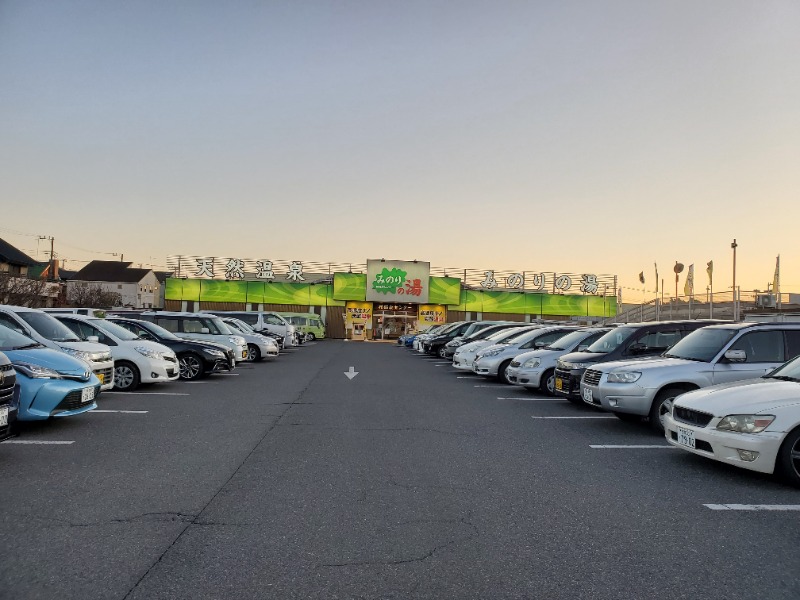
[1,1,798,300]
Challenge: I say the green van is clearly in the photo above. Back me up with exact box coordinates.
[278,312,326,340]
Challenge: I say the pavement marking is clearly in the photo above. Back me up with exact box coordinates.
[217,373,241,376]
[2,440,75,445]
[704,504,800,511]
[104,392,190,396]
[589,444,676,449]
[532,416,616,419]
[497,397,563,401]
[473,385,507,388]
[91,410,149,414]
[456,376,482,379]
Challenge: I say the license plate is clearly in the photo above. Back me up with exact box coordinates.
[677,427,696,449]
[242,351,247,358]
[97,373,104,384]
[582,387,593,403]
[555,378,564,391]
[0,406,8,427]
[81,387,95,403]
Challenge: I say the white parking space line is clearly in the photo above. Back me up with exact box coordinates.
[91,410,149,414]
[217,373,241,376]
[496,397,563,401]
[704,504,800,511]
[2,440,75,445]
[473,385,508,388]
[532,416,616,419]
[589,445,676,449]
[456,376,482,379]
[104,392,190,396]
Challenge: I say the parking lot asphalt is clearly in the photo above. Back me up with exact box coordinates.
[1,341,798,600]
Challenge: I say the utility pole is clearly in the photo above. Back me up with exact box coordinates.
[731,239,738,321]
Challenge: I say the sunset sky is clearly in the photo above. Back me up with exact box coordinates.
[1,1,797,302]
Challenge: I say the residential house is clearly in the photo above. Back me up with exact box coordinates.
[69,261,163,309]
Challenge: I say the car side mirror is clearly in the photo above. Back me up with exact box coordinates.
[201,327,210,334]
[577,344,589,351]
[87,335,99,343]
[628,342,647,355]
[724,349,747,363]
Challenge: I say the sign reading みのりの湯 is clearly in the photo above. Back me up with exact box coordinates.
[366,260,430,304]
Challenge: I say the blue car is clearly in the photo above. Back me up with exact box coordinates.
[0,325,99,421]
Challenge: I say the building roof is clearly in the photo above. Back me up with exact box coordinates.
[154,270,174,283]
[73,260,154,283]
[0,238,38,266]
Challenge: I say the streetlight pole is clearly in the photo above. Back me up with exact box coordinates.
[731,239,738,321]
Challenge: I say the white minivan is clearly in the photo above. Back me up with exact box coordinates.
[210,311,300,347]
[53,314,180,391]
[0,305,115,391]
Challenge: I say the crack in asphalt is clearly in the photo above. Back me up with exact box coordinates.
[319,514,479,568]
[276,424,479,437]
[6,511,196,528]
[121,350,339,600]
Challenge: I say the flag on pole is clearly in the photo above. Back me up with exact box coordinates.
[684,264,695,296]
[706,261,713,285]
[639,272,645,285]
[654,263,658,293]
[774,255,780,296]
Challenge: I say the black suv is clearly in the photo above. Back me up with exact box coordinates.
[554,320,725,404]
[108,317,235,380]
[424,321,479,356]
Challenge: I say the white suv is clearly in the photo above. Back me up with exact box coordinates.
[0,305,114,391]
[53,314,180,391]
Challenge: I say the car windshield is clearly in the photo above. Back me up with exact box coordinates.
[90,319,140,341]
[233,320,257,333]
[0,324,42,350]
[491,327,534,343]
[16,311,81,342]
[549,329,601,351]
[585,327,636,354]
[662,328,738,362]
[136,321,181,341]
[766,356,800,381]
[207,317,233,335]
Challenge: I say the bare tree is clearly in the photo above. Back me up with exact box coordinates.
[67,282,122,308]
[0,272,52,307]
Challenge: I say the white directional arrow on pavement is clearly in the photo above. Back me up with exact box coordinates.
[344,366,359,380]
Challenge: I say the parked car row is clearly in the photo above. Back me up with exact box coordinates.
[0,305,323,441]
[404,319,800,487]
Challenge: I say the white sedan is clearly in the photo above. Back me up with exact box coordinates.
[664,355,800,487]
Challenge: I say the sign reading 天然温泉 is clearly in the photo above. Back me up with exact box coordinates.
[366,260,430,304]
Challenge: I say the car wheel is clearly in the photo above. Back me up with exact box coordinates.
[246,344,262,362]
[777,427,800,488]
[438,346,447,358]
[539,369,555,395]
[307,333,316,341]
[178,353,204,380]
[497,360,513,384]
[649,387,684,434]
[114,361,141,392]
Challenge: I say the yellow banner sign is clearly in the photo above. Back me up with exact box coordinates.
[418,304,446,325]
[345,301,373,325]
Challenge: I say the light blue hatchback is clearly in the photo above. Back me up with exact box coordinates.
[0,325,99,421]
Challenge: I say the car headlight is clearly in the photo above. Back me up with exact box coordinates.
[481,348,503,357]
[523,358,541,368]
[60,347,91,361]
[606,372,642,384]
[560,361,593,370]
[135,346,161,359]
[716,415,775,434]
[203,349,225,357]
[228,337,241,345]
[12,362,63,379]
